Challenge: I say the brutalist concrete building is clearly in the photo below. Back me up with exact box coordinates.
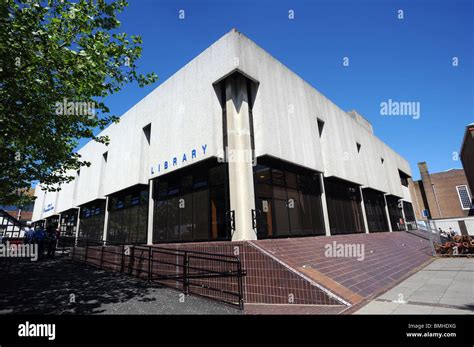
[32,29,416,244]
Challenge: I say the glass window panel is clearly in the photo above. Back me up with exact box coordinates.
[299,192,314,235]
[285,172,298,189]
[287,189,302,235]
[209,165,226,186]
[257,183,273,198]
[136,204,147,243]
[180,175,193,192]
[255,165,271,185]
[273,185,287,200]
[180,193,193,241]
[274,199,290,236]
[154,200,167,242]
[210,186,226,239]
[167,196,180,241]
[129,205,139,243]
[193,189,209,240]
[272,169,285,186]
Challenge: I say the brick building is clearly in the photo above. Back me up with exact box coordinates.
[410,163,474,227]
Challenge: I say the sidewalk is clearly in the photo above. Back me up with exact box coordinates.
[355,258,474,314]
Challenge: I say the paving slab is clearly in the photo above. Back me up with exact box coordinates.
[355,258,474,315]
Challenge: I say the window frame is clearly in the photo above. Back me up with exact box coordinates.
[456,185,472,210]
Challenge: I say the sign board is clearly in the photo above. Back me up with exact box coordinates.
[422,209,429,218]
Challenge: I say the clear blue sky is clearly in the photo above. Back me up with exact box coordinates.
[81,0,474,180]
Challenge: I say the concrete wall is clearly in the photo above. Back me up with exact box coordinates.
[234,32,411,196]
[32,29,413,229]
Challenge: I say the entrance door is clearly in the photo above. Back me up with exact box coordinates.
[255,198,274,239]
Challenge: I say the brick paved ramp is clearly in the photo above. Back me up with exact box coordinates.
[252,232,433,308]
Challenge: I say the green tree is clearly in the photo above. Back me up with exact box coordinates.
[0,0,157,205]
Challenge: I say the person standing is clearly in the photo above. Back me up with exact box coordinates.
[45,225,57,258]
[34,226,45,260]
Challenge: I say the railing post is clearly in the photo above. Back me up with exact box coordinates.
[121,244,125,273]
[183,251,189,295]
[237,259,244,310]
[148,247,152,283]
[84,239,89,262]
[100,245,104,269]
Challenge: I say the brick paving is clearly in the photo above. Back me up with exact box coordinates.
[252,231,433,306]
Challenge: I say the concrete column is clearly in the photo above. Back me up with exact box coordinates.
[225,74,257,241]
[147,180,154,245]
[319,173,331,236]
[359,187,370,233]
[57,213,62,234]
[74,207,81,245]
[400,200,408,231]
[102,197,109,243]
[383,194,393,232]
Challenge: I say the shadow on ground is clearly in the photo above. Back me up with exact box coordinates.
[0,257,240,315]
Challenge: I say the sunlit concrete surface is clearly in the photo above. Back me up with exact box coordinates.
[355,258,474,314]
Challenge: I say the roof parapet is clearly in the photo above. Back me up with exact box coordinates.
[347,110,373,134]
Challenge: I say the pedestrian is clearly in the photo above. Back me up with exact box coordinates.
[23,227,33,244]
[449,227,456,239]
[439,228,448,243]
[45,224,57,258]
[34,226,45,260]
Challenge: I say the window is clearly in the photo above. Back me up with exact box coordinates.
[107,186,149,244]
[152,159,229,243]
[356,142,361,153]
[79,200,106,241]
[398,169,410,187]
[317,118,325,137]
[253,157,326,239]
[143,124,151,145]
[456,185,472,210]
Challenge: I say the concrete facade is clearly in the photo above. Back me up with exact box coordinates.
[32,29,414,242]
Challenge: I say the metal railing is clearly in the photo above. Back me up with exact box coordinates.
[57,237,246,309]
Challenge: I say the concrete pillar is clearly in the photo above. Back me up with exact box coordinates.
[57,213,62,234]
[319,173,331,236]
[74,207,81,245]
[147,180,154,245]
[225,74,257,241]
[383,195,393,232]
[102,197,109,243]
[359,187,370,233]
[400,200,408,231]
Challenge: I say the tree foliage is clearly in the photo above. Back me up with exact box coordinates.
[0,0,157,205]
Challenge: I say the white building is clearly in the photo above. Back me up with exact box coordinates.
[32,29,415,244]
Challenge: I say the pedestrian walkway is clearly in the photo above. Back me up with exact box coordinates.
[355,258,474,314]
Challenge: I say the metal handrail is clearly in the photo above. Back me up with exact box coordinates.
[58,236,245,309]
